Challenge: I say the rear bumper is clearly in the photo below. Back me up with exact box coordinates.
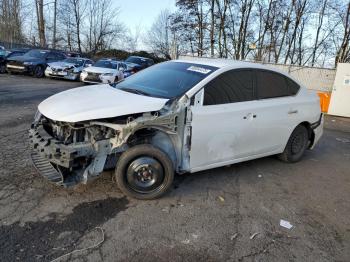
[310,114,324,149]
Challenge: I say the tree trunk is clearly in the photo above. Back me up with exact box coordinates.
[210,0,215,57]
[35,0,46,47]
[52,0,57,49]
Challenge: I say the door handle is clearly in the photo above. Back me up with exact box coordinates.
[288,110,298,114]
[243,113,257,120]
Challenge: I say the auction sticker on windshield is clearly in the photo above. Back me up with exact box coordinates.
[187,66,212,74]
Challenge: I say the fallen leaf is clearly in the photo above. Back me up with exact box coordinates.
[230,233,238,240]
[218,196,225,202]
[250,232,259,239]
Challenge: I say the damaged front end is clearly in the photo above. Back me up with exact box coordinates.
[29,101,184,187]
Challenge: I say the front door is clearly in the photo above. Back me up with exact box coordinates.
[189,101,260,171]
[189,69,258,171]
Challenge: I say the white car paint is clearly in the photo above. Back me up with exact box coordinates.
[189,88,321,171]
[182,58,322,172]
[37,58,322,175]
[38,84,168,122]
[80,65,124,84]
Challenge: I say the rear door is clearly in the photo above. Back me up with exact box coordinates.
[251,69,302,154]
[189,69,260,171]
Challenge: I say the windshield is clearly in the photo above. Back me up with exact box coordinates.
[63,58,84,66]
[94,60,118,69]
[0,50,7,57]
[125,57,148,65]
[24,50,48,58]
[115,62,218,99]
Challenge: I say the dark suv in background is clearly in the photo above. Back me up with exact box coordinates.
[123,56,154,77]
[125,56,154,69]
[0,49,28,73]
[6,49,66,77]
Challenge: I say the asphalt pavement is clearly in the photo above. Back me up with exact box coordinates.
[0,74,349,261]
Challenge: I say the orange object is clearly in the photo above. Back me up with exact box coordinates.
[317,92,331,113]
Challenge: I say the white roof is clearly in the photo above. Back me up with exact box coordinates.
[174,57,282,72]
[173,57,303,90]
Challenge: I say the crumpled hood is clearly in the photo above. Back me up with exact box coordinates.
[38,84,169,122]
[84,66,116,74]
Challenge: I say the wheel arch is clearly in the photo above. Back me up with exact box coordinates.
[295,121,315,148]
[126,127,179,169]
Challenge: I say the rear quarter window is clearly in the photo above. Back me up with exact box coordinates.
[286,77,300,95]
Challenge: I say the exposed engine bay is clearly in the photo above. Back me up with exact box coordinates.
[29,97,190,187]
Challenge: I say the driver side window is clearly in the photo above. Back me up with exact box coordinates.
[203,70,255,106]
[46,53,56,60]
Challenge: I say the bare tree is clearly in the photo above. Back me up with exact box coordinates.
[335,1,350,64]
[310,0,328,66]
[68,0,86,53]
[85,0,124,53]
[0,0,25,44]
[146,10,171,59]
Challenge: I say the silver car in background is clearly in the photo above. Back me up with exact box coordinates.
[45,58,93,81]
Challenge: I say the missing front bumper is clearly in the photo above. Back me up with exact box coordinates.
[29,125,95,186]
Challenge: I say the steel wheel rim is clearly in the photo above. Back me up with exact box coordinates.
[126,156,164,193]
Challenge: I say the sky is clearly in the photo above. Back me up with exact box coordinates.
[114,0,176,34]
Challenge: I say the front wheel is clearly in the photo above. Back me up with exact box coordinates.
[34,65,44,78]
[278,125,309,163]
[115,145,174,200]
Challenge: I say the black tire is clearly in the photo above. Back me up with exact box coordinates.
[33,65,44,78]
[115,144,174,200]
[278,125,309,163]
[0,64,6,74]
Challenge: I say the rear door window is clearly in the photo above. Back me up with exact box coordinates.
[256,70,289,99]
[203,70,255,105]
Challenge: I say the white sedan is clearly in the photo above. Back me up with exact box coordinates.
[30,59,323,199]
[80,59,125,84]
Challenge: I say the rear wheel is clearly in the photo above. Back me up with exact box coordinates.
[278,125,309,163]
[34,65,44,78]
[115,145,174,200]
